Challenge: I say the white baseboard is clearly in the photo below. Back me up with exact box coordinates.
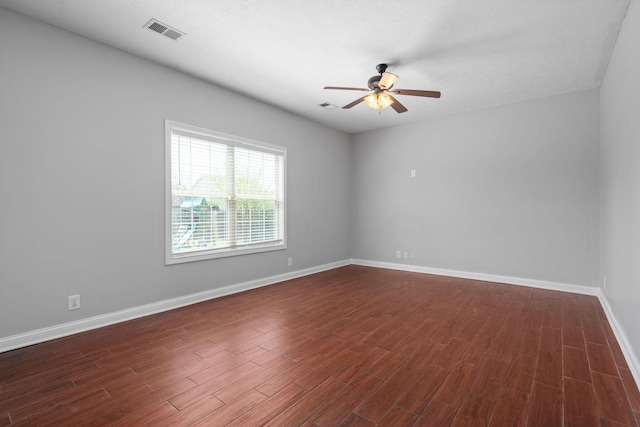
[351,258,640,389]
[596,292,640,388]
[0,259,351,353]
[351,259,599,295]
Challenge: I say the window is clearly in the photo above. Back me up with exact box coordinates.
[165,120,286,264]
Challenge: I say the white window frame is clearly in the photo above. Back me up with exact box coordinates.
[165,120,287,264]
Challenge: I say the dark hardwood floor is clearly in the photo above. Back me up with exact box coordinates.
[1,265,639,426]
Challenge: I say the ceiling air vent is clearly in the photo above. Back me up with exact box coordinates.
[144,19,185,41]
[319,102,339,110]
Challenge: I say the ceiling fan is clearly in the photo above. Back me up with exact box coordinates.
[324,63,441,113]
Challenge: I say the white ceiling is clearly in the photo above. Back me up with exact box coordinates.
[0,0,630,134]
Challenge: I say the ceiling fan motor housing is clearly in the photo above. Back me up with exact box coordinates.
[367,75,382,90]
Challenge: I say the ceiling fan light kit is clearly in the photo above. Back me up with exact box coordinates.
[364,92,393,110]
[324,63,441,113]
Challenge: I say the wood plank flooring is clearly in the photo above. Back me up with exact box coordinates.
[1,265,639,426]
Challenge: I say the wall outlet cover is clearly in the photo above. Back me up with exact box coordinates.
[68,295,80,311]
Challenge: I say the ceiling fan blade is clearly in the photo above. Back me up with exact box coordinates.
[378,72,399,90]
[343,96,367,109]
[389,89,441,98]
[324,86,370,92]
[388,95,408,113]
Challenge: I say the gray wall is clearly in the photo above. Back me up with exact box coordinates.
[0,9,351,337]
[351,90,600,287]
[600,0,640,364]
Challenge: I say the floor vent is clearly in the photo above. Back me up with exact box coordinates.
[144,19,185,41]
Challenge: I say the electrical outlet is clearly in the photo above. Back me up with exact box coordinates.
[68,294,80,311]
[287,257,293,267]
[396,250,401,259]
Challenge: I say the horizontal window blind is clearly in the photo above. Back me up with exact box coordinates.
[166,121,286,263]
